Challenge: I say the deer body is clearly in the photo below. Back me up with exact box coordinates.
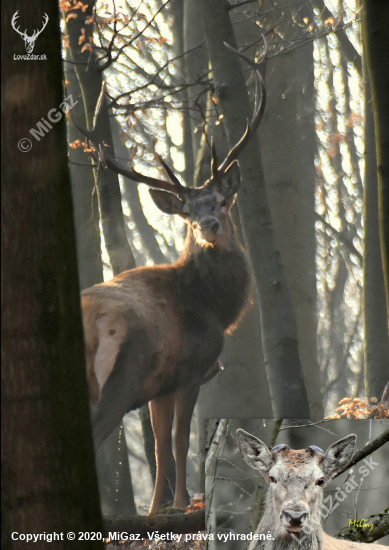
[78,40,267,514]
[83,165,252,513]
[83,221,250,421]
[237,430,386,550]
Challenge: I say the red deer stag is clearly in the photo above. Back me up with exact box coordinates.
[237,430,386,549]
[80,40,267,514]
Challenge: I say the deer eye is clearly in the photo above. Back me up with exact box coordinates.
[316,477,324,486]
[220,199,227,207]
[269,476,277,484]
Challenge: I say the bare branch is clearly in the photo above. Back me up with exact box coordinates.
[336,508,389,543]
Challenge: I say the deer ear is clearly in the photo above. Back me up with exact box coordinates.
[237,429,272,475]
[149,189,183,215]
[321,434,356,480]
[221,161,241,198]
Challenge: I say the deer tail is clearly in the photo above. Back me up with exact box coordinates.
[92,327,154,450]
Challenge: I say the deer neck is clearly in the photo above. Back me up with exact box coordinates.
[177,225,251,330]
[253,493,323,550]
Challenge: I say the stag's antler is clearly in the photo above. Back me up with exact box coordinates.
[212,36,268,177]
[102,148,187,196]
[71,83,187,197]
[73,37,268,196]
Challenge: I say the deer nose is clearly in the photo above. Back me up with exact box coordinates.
[282,510,308,528]
[200,217,220,235]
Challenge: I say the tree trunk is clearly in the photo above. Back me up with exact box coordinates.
[362,0,389,327]
[65,1,135,275]
[183,0,209,178]
[64,44,103,290]
[1,1,103,547]
[200,0,310,418]
[240,0,323,417]
[65,2,136,516]
[362,70,389,399]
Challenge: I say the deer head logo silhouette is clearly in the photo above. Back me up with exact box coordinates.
[11,11,48,54]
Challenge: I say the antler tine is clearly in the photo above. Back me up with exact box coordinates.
[225,35,268,83]
[216,37,267,175]
[210,136,218,180]
[100,147,183,195]
[71,81,185,196]
[157,154,188,195]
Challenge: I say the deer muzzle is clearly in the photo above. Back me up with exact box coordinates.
[199,216,221,242]
[281,508,309,533]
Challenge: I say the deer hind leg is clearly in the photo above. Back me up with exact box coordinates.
[173,385,200,510]
[92,327,154,450]
[148,394,175,514]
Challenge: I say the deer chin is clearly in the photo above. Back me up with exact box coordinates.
[285,526,304,534]
[200,230,218,244]
[281,517,306,535]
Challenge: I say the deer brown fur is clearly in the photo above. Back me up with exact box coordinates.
[80,40,268,514]
[237,430,386,550]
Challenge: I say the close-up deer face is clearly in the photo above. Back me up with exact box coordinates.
[149,161,241,246]
[265,447,328,534]
[237,430,356,536]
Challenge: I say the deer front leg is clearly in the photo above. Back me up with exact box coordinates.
[148,394,175,514]
[173,385,200,510]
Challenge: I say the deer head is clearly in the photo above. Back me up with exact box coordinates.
[76,39,267,249]
[11,11,48,54]
[237,429,356,536]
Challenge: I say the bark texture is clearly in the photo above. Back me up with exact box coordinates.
[336,509,389,544]
[2,2,103,547]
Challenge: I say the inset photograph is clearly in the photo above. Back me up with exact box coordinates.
[206,419,388,549]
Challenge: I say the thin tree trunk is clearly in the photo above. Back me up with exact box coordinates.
[64,42,103,290]
[110,118,167,266]
[363,70,389,399]
[65,2,135,275]
[2,1,103,547]
[363,0,389,326]
[183,0,208,175]
[251,6,323,417]
[201,0,310,418]
[65,2,136,516]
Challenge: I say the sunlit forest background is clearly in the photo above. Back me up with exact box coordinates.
[60,0,388,514]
